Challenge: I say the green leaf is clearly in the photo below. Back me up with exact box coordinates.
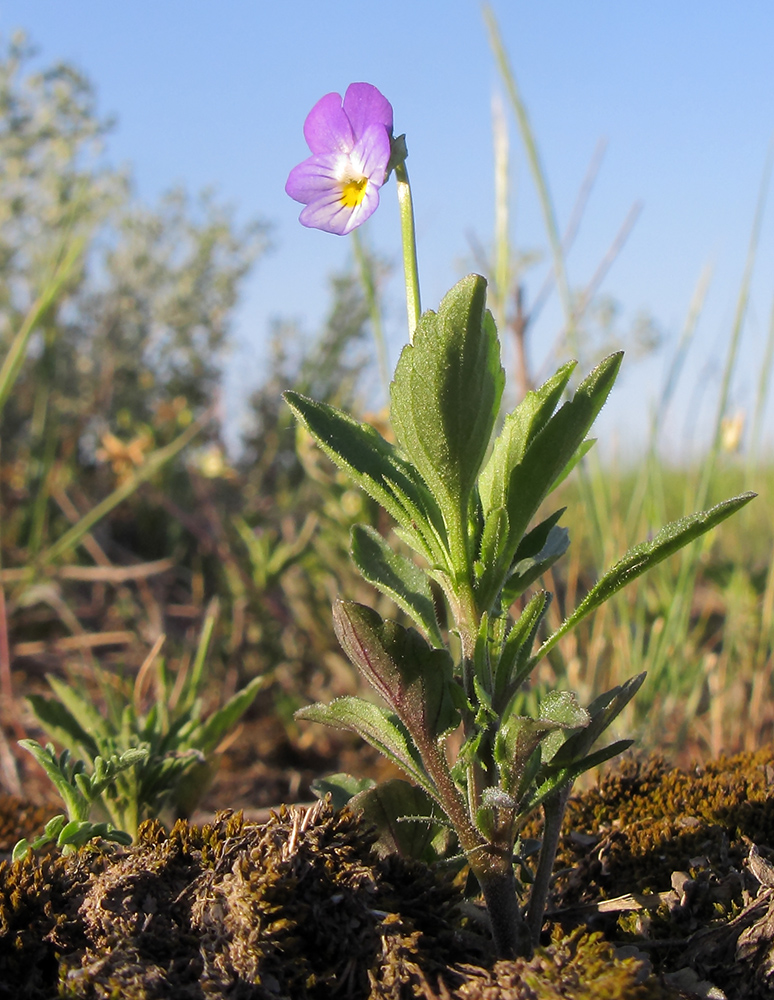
[27,691,100,760]
[501,524,569,606]
[17,741,87,820]
[494,716,562,796]
[489,354,621,576]
[310,773,376,811]
[332,601,460,741]
[535,492,757,662]
[477,507,566,610]
[57,819,91,846]
[492,591,550,712]
[12,839,31,862]
[549,673,646,768]
[477,506,510,578]
[349,779,450,861]
[88,748,150,799]
[46,675,112,744]
[43,814,68,839]
[536,691,591,762]
[551,438,595,491]
[350,524,443,646]
[284,391,447,564]
[522,740,634,816]
[295,696,437,798]
[390,274,504,551]
[479,360,576,515]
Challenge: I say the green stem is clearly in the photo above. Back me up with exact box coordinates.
[476,862,533,959]
[394,161,421,341]
[527,786,570,944]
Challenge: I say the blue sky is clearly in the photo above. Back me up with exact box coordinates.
[0,1,773,457]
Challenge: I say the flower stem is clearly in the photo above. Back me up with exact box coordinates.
[394,161,421,341]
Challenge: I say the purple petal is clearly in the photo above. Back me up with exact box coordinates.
[285,152,347,204]
[299,183,381,236]
[343,83,393,140]
[351,123,391,186]
[303,92,354,155]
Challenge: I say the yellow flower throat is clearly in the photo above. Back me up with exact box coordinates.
[340,176,368,208]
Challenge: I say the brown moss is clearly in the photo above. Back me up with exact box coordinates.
[369,927,673,1000]
[551,748,774,908]
[0,801,473,999]
[0,848,106,999]
[6,749,774,998]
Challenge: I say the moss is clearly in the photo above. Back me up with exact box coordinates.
[533,748,774,1000]
[373,927,673,1000]
[0,848,106,999]
[548,748,774,907]
[0,801,472,999]
[6,749,774,998]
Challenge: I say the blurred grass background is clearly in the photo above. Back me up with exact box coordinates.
[0,20,771,805]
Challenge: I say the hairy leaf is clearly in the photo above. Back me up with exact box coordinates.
[284,391,447,565]
[187,675,265,754]
[350,524,443,645]
[295,696,436,797]
[501,524,569,606]
[493,591,551,712]
[332,601,460,741]
[310,773,376,811]
[390,274,504,554]
[479,360,576,515]
[535,492,757,662]
[349,778,451,861]
[503,354,622,553]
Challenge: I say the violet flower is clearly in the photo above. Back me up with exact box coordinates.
[286,83,393,236]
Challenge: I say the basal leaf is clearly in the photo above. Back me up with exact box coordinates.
[349,778,450,862]
[350,524,443,646]
[535,492,756,662]
[26,693,99,760]
[390,274,504,552]
[47,675,113,747]
[310,773,376,811]
[186,675,265,754]
[295,696,436,797]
